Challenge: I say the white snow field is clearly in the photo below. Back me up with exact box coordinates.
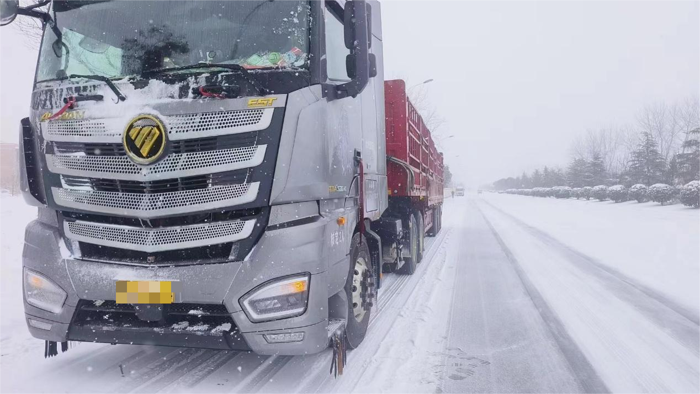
[1,193,698,393]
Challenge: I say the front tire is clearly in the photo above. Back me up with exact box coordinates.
[345,234,373,349]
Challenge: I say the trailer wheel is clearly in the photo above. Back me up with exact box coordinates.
[345,234,373,349]
[436,205,443,233]
[426,208,438,237]
[416,211,424,263]
[398,213,418,275]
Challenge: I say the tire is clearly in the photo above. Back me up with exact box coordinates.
[426,207,438,237]
[436,205,443,234]
[345,233,373,349]
[398,213,418,275]
[416,211,424,263]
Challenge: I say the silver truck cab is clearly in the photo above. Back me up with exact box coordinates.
[4,0,386,356]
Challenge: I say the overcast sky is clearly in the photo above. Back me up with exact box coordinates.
[1,0,698,188]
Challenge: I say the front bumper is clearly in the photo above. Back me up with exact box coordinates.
[22,213,346,356]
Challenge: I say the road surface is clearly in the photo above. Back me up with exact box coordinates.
[1,194,698,393]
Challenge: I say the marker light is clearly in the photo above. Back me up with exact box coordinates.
[240,275,310,322]
[24,268,67,314]
[264,332,305,343]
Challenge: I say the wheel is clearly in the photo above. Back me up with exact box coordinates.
[345,233,373,349]
[436,205,443,234]
[426,207,438,237]
[416,211,424,263]
[398,213,418,275]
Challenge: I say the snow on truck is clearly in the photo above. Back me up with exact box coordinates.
[0,0,443,364]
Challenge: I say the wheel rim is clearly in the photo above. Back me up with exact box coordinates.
[351,256,369,322]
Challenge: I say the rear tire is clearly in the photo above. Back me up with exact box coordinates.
[398,213,418,275]
[436,205,443,234]
[416,211,424,263]
[345,234,372,349]
[426,207,438,237]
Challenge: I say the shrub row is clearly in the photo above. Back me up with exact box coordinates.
[502,181,699,208]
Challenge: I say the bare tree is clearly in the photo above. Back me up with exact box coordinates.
[637,101,685,163]
[13,0,46,50]
[408,83,445,134]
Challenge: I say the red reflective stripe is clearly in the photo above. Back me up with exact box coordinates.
[48,96,76,120]
[199,86,224,99]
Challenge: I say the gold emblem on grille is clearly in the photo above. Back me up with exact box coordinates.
[123,115,166,165]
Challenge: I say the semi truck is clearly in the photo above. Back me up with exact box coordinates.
[0,0,443,359]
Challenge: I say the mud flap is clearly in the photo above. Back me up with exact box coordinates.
[327,319,348,377]
[44,341,75,358]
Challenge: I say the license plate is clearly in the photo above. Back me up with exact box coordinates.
[116,280,174,304]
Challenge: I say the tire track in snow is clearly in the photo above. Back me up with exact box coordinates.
[475,202,610,394]
[329,227,453,393]
[170,351,241,390]
[112,348,204,393]
[482,199,700,354]
[238,228,451,394]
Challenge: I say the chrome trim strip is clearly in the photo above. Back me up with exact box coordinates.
[46,145,267,181]
[42,108,274,143]
[52,182,260,218]
[64,219,256,253]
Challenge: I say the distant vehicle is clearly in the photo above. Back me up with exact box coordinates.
[477,190,483,194]
[455,187,465,196]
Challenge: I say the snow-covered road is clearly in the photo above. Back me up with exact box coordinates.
[1,193,698,393]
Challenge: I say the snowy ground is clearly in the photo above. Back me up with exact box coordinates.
[0,193,698,393]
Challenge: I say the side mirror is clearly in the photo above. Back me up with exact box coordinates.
[336,0,373,99]
[0,0,20,26]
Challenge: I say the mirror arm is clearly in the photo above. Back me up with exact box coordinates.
[25,0,50,11]
[16,6,50,23]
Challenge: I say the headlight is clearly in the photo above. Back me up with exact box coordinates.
[24,268,67,314]
[240,275,310,322]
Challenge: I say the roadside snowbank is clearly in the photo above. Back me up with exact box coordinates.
[480,193,700,317]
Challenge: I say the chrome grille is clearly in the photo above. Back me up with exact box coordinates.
[42,108,272,143]
[52,182,260,218]
[169,109,264,134]
[43,119,120,142]
[47,145,266,181]
[64,219,255,252]
[166,108,273,140]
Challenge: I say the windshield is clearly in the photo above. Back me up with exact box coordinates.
[36,0,311,82]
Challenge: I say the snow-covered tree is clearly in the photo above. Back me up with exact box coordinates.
[566,158,588,188]
[677,127,700,184]
[627,132,666,186]
[647,183,676,205]
[592,185,608,201]
[680,181,700,208]
[607,185,628,203]
[584,154,607,186]
[628,184,648,203]
[582,186,593,200]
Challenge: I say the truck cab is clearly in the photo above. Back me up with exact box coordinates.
[1,0,441,358]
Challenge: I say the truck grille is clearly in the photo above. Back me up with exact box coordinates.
[52,131,259,155]
[52,182,259,218]
[61,171,248,194]
[43,108,273,142]
[168,109,265,135]
[40,103,281,266]
[64,218,255,253]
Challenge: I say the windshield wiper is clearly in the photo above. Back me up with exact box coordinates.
[143,63,268,96]
[68,74,126,102]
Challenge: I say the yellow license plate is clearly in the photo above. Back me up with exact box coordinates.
[115,280,174,304]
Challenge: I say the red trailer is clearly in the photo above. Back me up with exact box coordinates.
[381,80,444,274]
